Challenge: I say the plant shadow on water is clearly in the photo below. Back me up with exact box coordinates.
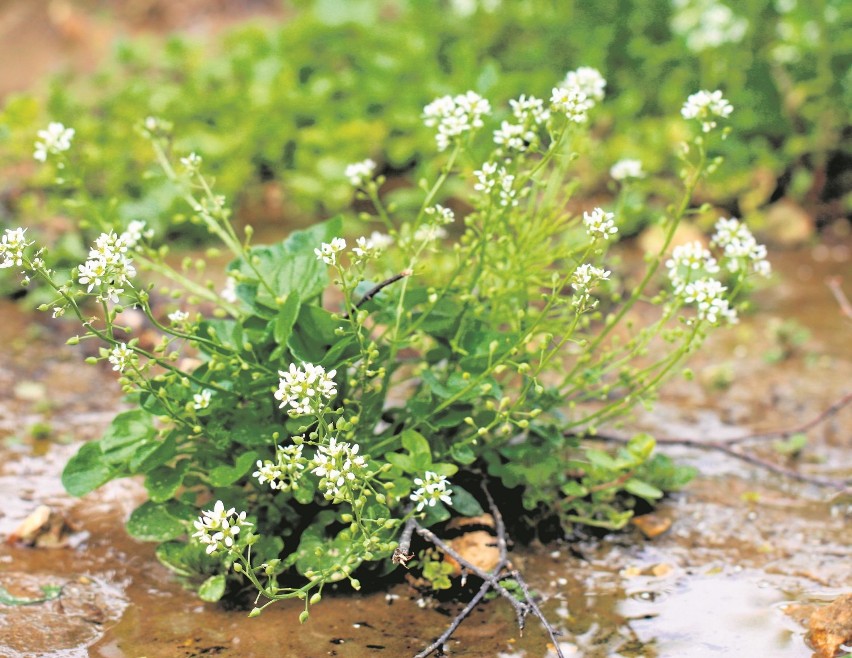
[0,236,849,657]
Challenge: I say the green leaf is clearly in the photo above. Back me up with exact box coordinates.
[126,501,186,542]
[207,451,259,487]
[145,460,189,503]
[449,485,483,516]
[198,574,227,602]
[400,429,431,461]
[384,452,414,473]
[62,441,114,497]
[584,449,618,471]
[130,433,178,473]
[273,292,301,345]
[155,541,196,577]
[624,479,664,501]
[449,442,476,465]
[100,409,156,464]
[625,433,656,463]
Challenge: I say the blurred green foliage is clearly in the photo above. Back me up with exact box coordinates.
[0,0,849,296]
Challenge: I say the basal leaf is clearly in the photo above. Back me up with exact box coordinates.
[61,441,114,497]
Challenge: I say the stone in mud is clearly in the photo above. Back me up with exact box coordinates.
[807,593,852,658]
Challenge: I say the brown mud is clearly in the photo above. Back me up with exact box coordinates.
[0,237,849,658]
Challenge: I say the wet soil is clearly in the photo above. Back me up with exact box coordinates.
[0,238,849,658]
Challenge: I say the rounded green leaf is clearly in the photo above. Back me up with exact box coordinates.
[198,574,227,602]
[126,501,186,542]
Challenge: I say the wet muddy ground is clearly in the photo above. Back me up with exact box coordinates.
[0,237,849,658]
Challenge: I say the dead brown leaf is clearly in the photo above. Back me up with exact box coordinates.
[807,593,852,658]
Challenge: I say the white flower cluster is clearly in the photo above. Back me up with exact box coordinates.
[670,0,748,53]
[683,278,737,324]
[108,343,136,373]
[168,309,189,324]
[413,224,448,243]
[253,443,306,492]
[551,66,606,123]
[494,95,550,152]
[311,437,367,499]
[122,220,152,248]
[681,90,733,132]
[410,471,453,512]
[351,235,379,264]
[314,237,347,266]
[583,207,618,241]
[424,204,456,225]
[666,241,720,294]
[711,217,771,277]
[473,162,517,207]
[345,158,376,188]
[610,159,645,181]
[192,500,253,555]
[572,263,611,309]
[34,122,75,162]
[0,227,32,270]
[423,91,492,152]
[77,231,138,303]
[274,363,337,417]
[193,389,212,410]
[180,152,202,172]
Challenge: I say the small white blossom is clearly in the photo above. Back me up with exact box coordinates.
[192,500,253,555]
[275,362,337,416]
[369,231,394,250]
[121,220,152,249]
[193,389,212,410]
[311,437,367,500]
[509,94,551,125]
[413,224,448,243]
[583,208,618,241]
[314,237,347,266]
[351,235,381,263]
[0,227,32,269]
[493,120,538,152]
[180,152,202,171]
[711,217,771,276]
[610,159,645,181]
[681,90,733,132]
[473,161,499,194]
[671,0,748,53]
[572,264,611,309]
[345,159,376,187]
[562,66,607,102]
[683,278,738,324]
[410,471,453,512]
[666,241,719,293]
[253,443,306,492]
[168,309,189,324]
[423,91,491,152]
[221,276,238,303]
[34,122,75,162]
[108,343,136,373]
[77,232,136,298]
[424,204,456,225]
[550,86,594,123]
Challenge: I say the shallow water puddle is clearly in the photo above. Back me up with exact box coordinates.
[1,241,851,657]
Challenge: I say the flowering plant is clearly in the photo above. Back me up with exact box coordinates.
[4,70,769,616]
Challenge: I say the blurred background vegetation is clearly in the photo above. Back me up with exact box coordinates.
[0,0,849,299]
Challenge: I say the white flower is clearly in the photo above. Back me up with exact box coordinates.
[77,232,136,298]
[681,90,733,132]
[683,278,738,324]
[666,241,719,293]
[34,122,75,162]
[314,237,347,266]
[0,227,32,269]
[369,231,394,250]
[509,94,550,125]
[671,0,748,53]
[311,437,367,500]
[572,263,611,309]
[193,389,212,410]
[345,159,376,188]
[413,224,448,243]
[423,91,491,152]
[274,362,337,416]
[192,500,253,555]
[610,159,645,181]
[562,66,607,102]
[221,276,238,303]
[424,204,456,225]
[253,443,306,492]
[583,208,618,240]
[711,217,771,276]
[493,120,538,152]
[121,220,152,249]
[180,152,202,171]
[351,236,380,263]
[108,343,136,373]
[168,309,189,324]
[550,86,594,123]
[474,161,499,194]
[410,471,453,512]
